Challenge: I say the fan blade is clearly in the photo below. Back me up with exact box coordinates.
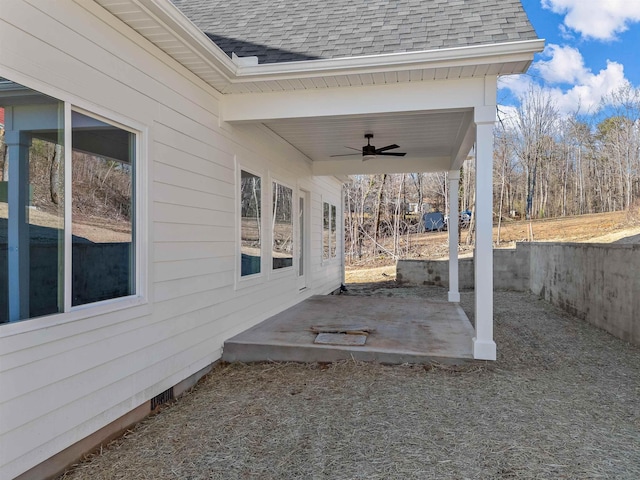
[375,144,400,153]
[378,152,406,156]
[330,145,362,157]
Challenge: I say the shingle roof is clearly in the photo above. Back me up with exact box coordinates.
[170,0,538,64]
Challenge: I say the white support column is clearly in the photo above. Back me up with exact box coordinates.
[6,130,31,322]
[447,169,460,302]
[473,106,497,360]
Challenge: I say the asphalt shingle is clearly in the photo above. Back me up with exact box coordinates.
[170,0,538,64]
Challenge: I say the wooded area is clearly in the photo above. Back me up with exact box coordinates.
[3,84,638,264]
[345,85,640,263]
[0,132,133,241]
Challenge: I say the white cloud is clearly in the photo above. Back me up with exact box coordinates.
[499,44,629,115]
[554,60,627,113]
[534,44,587,84]
[498,74,533,100]
[542,0,640,41]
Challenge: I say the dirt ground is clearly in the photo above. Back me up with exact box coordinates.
[0,203,131,243]
[59,284,640,480]
[347,211,640,273]
[10,207,638,478]
[4,204,637,248]
[55,210,640,479]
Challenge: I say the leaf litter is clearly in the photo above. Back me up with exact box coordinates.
[60,285,640,480]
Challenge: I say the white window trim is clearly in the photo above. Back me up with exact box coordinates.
[235,163,266,289]
[0,79,149,335]
[269,176,295,277]
[68,105,146,312]
[330,202,340,260]
[321,197,330,265]
[320,197,337,265]
[296,186,310,291]
[0,297,150,338]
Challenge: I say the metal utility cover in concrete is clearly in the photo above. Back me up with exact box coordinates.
[311,325,375,335]
[314,333,368,346]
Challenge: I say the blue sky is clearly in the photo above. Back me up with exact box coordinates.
[499,0,640,115]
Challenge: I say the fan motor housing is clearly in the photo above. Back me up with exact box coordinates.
[362,144,376,155]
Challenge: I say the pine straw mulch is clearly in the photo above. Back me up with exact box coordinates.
[60,286,640,480]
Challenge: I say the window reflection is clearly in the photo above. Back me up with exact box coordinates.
[272,182,293,269]
[241,170,261,276]
[71,111,135,306]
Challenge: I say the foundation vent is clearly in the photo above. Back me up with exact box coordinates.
[151,387,174,411]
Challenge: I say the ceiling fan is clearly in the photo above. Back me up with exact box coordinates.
[331,133,406,161]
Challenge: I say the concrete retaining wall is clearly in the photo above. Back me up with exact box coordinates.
[396,248,530,291]
[397,242,640,345]
[527,243,640,345]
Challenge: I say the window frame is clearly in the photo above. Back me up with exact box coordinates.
[321,198,340,265]
[322,200,331,262]
[0,75,147,334]
[67,106,142,312]
[236,164,265,287]
[330,203,338,259]
[296,187,310,291]
[270,178,295,274]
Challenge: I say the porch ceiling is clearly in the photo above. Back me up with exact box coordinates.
[224,77,484,175]
[262,109,473,175]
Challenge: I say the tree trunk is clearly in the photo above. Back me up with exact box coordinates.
[497,158,506,245]
[0,131,7,181]
[465,190,476,246]
[393,175,403,257]
[50,144,62,205]
[372,174,387,255]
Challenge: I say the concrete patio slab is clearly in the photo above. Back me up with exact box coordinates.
[223,295,474,364]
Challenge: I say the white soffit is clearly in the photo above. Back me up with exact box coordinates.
[92,0,544,95]
[264,110,470,161]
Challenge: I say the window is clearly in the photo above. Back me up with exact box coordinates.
[298,195,304,277]
[322,201,338,261]
[240,170,261,276]
[323,202,330,260]
[71,112,135,306]
[330,204,337,258]
[0,79,137,324]
[272,182,293,269]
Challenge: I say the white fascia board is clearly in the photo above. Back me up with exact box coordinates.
[222,78,482,123]
[134,0,239,80]
[234,39,545,82]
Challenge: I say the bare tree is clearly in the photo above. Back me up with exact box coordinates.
[372,174,387,255]
[598,85,640,210]
[50,144,62,205]
[494,119,515,244]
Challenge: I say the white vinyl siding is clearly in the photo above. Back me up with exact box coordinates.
[0,1,343,478]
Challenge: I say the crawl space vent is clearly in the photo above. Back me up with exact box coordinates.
[151,387,174,411]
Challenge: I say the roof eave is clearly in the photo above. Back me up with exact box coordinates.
[130,0,239,78]
[96,0,544,93]
[234,39,546,81]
